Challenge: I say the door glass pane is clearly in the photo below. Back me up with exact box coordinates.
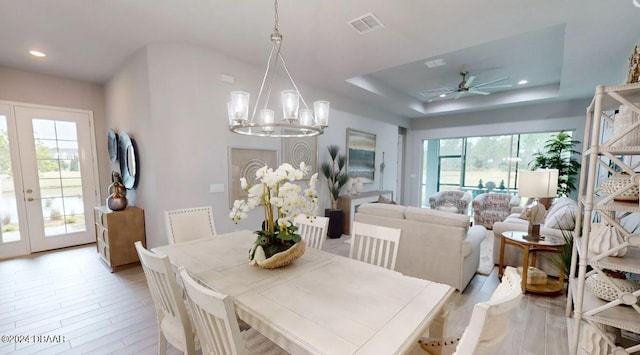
[0,115,21,243]
[32,119,86,236]
[32,119,57,140]
[439,157,462,188]
[421,141,429,206]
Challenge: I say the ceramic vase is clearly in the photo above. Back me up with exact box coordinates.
[612,104,640,146]
[580,324,615,355]
[107,190,127,211]
[106,171,128,211]
[354,178,362,195]
[588,223,627,257]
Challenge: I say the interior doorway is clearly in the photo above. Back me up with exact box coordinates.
[0,102,99,258]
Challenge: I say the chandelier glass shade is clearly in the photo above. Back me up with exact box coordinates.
[227,0,329,138]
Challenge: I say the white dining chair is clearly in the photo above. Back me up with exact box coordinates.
[418,266,523,355]
[349,222,401,270]
[134,241,198,355]
[293,214,329,250]
[165,206,217,244]
[178,267,287,355]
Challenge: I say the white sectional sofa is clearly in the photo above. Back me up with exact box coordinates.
[354,203,486,291]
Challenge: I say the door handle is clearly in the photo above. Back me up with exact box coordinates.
[27,197,34,201]
[26,189,33,193]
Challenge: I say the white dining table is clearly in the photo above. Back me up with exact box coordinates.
[153,230,454,355]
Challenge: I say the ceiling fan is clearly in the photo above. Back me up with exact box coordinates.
[420,71,512,100]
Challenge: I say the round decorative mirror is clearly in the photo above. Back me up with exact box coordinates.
[107,129,119,163]
[118,132,138,189]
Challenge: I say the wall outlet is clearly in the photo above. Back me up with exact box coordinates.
[209,184,225,193]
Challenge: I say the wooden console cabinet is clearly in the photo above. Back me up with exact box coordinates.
[94,206,146,272]
[337,190,393,235]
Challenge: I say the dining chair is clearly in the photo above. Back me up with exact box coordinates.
[418,266,523,355]
[178,267,287,355]
[134,241,198,355]
[293,214,329,250]
[165,206,217,244]
[349,221,401,270]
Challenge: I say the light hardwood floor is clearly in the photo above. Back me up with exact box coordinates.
[1,236,569,355]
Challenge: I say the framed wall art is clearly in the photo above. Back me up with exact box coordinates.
[282,132,317,178]
[346,128,376,183]
[228,147,278,207]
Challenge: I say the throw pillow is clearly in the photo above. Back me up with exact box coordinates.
[546,197,577,220]
[543,204,576,230]
[377,195,396,204]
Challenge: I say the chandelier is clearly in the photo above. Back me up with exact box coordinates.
[227,0,329,138]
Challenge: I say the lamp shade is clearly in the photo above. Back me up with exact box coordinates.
[314,100,330,127]
[518,169,559,198]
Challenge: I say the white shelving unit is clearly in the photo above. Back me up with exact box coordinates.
[567,83,640,355]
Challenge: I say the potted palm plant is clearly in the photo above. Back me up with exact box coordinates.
[529,130,581,197]
[321,145,349,238]
[321,145,349,209]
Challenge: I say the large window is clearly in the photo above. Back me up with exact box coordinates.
[438,138,464,190]
[420,131,572,207]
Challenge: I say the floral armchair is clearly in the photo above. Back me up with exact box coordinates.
[472,192,520,229]
[429,190,472,215]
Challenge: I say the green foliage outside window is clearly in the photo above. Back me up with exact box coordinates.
[529,130,581,196]
[0,130,11,175]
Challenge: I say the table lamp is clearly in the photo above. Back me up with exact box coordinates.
[518,169,559,241]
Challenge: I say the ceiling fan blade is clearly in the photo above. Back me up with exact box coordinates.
[455,91,464,99]
[471,76,509,89]
[477,84,513,90]
[469,90,491,95]
[464,76,475,88]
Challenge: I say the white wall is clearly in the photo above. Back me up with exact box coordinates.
[0,66,108,193]
[317,111,399,210]
[104,49,152,207]
[404,99,589,207]
[105,43,401,248]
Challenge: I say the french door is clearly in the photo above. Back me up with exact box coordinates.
[0,103,99,258]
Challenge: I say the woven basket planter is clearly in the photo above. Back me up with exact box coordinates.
[249,241,305,269]
[585,273,639,303]
[599,173,639,202]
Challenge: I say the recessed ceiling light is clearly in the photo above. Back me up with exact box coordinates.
[518,79,528,85]
[439,94,446,98]
[425,58,447,69]
[29,50,46,57]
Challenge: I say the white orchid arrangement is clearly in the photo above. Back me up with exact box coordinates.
[230,162,318,255]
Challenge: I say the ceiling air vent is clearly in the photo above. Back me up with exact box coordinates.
[347,13,384,34]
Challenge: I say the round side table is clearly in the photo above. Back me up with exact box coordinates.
[499,230,565,294]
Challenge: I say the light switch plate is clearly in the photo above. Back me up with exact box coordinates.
[210,184,225,193]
